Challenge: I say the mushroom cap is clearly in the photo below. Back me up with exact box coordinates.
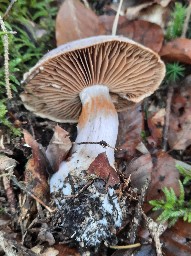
[20,35,165,123]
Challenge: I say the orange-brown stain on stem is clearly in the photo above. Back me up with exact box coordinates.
[78,95,116,128]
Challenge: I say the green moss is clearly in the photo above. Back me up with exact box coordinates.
[165,62,185,83]
[0,0,57,135]
[150,164,191,226]
[166,2,187,40]
[0,0,57,95]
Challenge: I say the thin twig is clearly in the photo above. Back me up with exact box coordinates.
[61,179,94,199]
[181,1,191,38]
[109,243,141,249]
[128,179,149,244]
[0,14,12,99]
[142,211,165,256]
[73,140,123,151]
[11,175,55,213]
[112,0,124,35]
[3,0,17,20]
[162,85,174,151]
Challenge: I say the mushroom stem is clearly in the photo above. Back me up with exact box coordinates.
[50,85,118,193]
[73,85,118,166]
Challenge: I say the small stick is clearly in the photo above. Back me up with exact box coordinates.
[181,1,191,38]
[162,85,174,151]
[61,179,94,199]
[74,140,123,151]
[112,0,124,35]
[142,211,165,256]
[128,179,149,244]
[11,175,55,213]
[109,243,141,249]
[3,0,17,20]
[0,14,12,99]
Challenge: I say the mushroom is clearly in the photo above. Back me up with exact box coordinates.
[21,35,165,247]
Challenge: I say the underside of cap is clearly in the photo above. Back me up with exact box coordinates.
[21,35,166,123]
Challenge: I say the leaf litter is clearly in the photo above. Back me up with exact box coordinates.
[1,0,191,255]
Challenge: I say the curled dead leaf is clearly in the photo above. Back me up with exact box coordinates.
[53,244,79,256]
[145,151,180,211]
[88,152,120,187]
[147,108,166,146]
[160,38,191,64]
[116,104,143,160]
[124,153,153,192]
[161,219,191,256]
[56,0,105,46]
[23,130,49,201]
[46,125,72,172]
[100,16,164,52]
[168,84,191,150]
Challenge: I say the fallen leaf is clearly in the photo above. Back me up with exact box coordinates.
[41,247,59,256]
[145,151,180,210]
[109,1,153,18]
[168,84,191,150]
[56,0,105,46]
[23,130,49,201]
[147,108,166,146]
[46,125,72,172]
[53,244,79,256]
[161,219,191,256]
[160,38,191,64]
[124,153,153,192]
[110,0,170,26]
[88,152,120,187]
[116,104,143,160]
[139,4,170,29]
[99,16,164,52]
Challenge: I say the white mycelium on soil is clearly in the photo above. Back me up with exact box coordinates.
[50,86,126,247]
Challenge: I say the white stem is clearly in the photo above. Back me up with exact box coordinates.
[73,85,118,166]
[50,85,118,193]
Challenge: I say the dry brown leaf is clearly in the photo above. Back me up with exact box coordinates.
[168,84,191,150]
[147,108,166,146]
[138,4,170,29]
[145,151,180,210]
[110,0,170,26]
[56,0,105,46]
[124,153,153,192]
[23,130,49,201]
[109,1,153,18]
[41,247,59,256]
[116,104,143,160]
[100,16,164,52]
[160,38,191,64]
[88,152,120,187]
[53,244,79,256]
[161,219,191,256]
[46,125,72,172]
